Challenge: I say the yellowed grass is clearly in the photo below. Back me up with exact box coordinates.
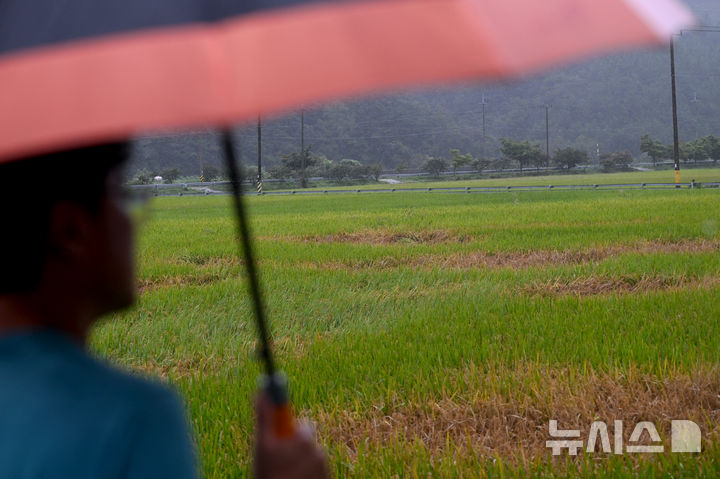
[138,239,720,297]
[137,272,227,294]
[314,363,720,464]
[524,275,720,297]
[408,239,719,271]
[275,229,465,245]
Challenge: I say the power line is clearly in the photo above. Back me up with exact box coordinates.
[681,26,720,32]
[236,125,485,142]
[248,110,487,130]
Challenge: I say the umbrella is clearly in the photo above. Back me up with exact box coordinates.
[0,0,695,437]
[0,0,694,162]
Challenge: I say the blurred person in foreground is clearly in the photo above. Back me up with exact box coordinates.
[0,143,327,479]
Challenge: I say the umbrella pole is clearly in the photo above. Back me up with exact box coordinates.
[222,131,275,375]
[222,131,294,437]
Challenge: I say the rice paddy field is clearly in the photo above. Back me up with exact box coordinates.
[92,176,720,477]
[284,167,720,192]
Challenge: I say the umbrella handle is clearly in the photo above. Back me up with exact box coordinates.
[273,403,295,439]
[262,372,296,438]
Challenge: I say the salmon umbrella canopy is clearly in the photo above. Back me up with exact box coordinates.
[0,0,695,162]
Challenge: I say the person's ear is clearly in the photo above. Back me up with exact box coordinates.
[47,201,95,262]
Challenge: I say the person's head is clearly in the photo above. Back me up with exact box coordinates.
[0,142,134,320]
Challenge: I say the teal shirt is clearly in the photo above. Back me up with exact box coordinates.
[0,330,200,479]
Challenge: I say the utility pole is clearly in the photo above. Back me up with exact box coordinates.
[667,27,720,182]
[670,36,681,184]
[200,132,205,182]
[481,94,487,165]
[596,144,600,166]
[257,114,263,194]
[545,104,550,169]
[691,91,699,142]
[300,109,306,188]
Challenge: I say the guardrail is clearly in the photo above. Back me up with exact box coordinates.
[128,181,720,197]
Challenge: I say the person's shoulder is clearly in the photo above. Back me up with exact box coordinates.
[96,363,200,478]
[99,363,188,428]
[36,330,177,407]
[0,330,199,478]
[10,329,187,430]
[86,352,178,405]
[62,336,200,478]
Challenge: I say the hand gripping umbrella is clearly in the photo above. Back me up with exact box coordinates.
[0,0,694,436]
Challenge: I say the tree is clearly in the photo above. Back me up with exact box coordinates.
[531,153,549,170]
[420,157,447,177]
[394,162,409,174]
[489,158,507,171]
[202,165,220,182]
[132,168,152,185]
[346,159,369,179]
[268,165,293,181]
[328,162,347,182]
[700,135,720,163]
[160,168,181,184]
[682,139,709,164]
[553,147,588,170]
[449,149,473,178]
[600,151,633,171]
[370,163,382,181]
[472,157,490,173]
[243,165,258,181]
[499,139,544,171]
[640,134,667,166]
[328,159,369,182]
[311,155,332,178]
[280,146,317,187]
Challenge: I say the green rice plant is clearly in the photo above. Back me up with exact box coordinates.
[92,187,720,477]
